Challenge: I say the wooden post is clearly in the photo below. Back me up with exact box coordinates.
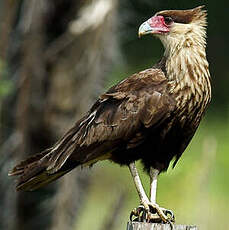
[127,222,198,230]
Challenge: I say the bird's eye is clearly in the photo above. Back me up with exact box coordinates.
[164,16,173,25]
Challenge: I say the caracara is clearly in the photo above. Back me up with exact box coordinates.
[9,6,211,223]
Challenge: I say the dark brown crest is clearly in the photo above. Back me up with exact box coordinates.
[156,6,206,24]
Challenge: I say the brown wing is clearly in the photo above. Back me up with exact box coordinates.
[9,68,175,190]
[46,68,175,171]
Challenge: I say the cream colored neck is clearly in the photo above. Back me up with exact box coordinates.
[163,31,211,109]
[164,30,209,84]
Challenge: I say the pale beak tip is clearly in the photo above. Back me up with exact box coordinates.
[138,21,152,38]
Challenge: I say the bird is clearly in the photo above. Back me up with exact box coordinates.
[9,6,211,223]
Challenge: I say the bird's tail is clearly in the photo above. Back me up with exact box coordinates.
[8,148,78,191]
[8,114,112,191]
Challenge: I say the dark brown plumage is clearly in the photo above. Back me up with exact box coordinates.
[9,6,211,194]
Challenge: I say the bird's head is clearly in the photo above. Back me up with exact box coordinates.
[139,6,207,55]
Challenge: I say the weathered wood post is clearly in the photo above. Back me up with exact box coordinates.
[127,222,198,230]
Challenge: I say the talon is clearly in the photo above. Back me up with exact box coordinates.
[164,209,175,222]
[130,208,138,222]
[147,203,168,223]
[129,203,175,224]
[130,205,146,222]
[168,220,175,230]
[147,203,175,223]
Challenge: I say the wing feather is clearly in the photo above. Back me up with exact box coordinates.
[47,68,175,171]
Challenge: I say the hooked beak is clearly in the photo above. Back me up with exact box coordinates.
[138,16,170,38]
[138,21,153,38]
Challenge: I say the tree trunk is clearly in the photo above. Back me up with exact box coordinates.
[0,0,118,229]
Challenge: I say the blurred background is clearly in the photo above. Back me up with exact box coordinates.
[0,0,228,230]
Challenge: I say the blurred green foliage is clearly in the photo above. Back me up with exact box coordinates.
[0,59,12,118]
[0,59,11,98]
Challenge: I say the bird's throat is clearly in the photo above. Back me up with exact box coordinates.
[166,45,210,90]
[164,44,211,115]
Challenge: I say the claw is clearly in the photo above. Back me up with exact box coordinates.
[168,220,175,230]
[129,203,175,224]
[130,205,146,222]
[148,203,175,223]
[164,209,175,222]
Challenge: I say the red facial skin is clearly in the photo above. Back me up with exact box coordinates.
[147,16,170,34]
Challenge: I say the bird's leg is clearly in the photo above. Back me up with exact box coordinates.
[129,162,149,204]
[148,167,175,223]
[129,162,149,205]
[150,167,159,204]
[129,163,175,223]
[129,162,150,222]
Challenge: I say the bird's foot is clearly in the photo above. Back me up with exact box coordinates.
[130,202,175,224]
[148,203,175,223]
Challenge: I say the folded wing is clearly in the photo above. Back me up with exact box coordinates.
[9,68,175,191]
